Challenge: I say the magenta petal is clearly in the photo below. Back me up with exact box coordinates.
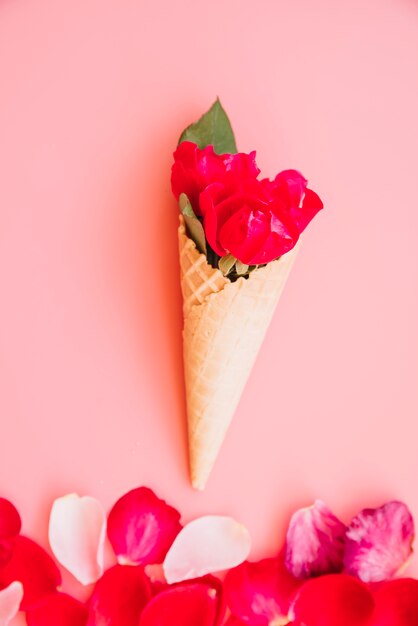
[0,536,61,610]
[344,501,415,582]
[285,500,347,578]
[225,557,301,626]
[26,593,88,626]
[86,564,152,626]
[371,579,418,626]
[0,499,22,567]
[107,488,182,566]
[290,574,374,626]
[139,578,224,626]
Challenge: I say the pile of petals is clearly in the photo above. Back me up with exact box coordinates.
[0,491,417,625]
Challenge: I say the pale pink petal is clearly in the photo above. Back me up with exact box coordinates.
[285,500,347,578]
[49,494,106,585]
[163,516,251,584]
[344,501,415,582]
[0,582,23,625]
[107,488,182,565]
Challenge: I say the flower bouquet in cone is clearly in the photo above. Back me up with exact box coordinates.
[171,99,323,490]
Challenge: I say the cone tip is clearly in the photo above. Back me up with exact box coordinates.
[191,476,206,491]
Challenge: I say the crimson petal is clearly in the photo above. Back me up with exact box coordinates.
[107,488,182,566]
[225,557,301,626]
[0,499,22,567]
[285,500,347,579]
[344,501,414,582]
[86,564,151,626]
[139,578,224,626]
[26,593,88,626]
[290,574,374,626]
[371,579,418,626]
[0,536,61,610]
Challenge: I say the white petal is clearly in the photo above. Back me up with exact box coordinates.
[0,582,23,625]
[48,494,106,585]
[163,516,251,583]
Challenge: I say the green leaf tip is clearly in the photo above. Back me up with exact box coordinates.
[178,98,237,155]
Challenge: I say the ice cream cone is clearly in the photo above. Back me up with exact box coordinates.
[178,216,299,490]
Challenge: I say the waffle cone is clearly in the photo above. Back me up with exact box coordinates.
[178,216,298,490]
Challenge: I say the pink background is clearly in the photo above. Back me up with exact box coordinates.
[1,0,418,618]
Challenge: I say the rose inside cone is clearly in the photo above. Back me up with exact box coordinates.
[171,98,323,277]
[174,100,324,491]
[0,490,416,625]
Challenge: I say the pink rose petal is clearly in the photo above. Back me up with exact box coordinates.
[0,536,61,610]
[371,578,418,626]
[86,564,152,626]
[107,488,182,565]
[285,500,347,578]
[225,557,301,625]
[0,499,22,567]
[49,494,106,585]
[0,582,23,625]
[344,501,414,582]
[26,592,88,626]
[290,574,374,626]
[163,516,251,584]
[139,578,224,626]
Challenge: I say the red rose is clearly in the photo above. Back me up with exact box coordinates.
[171,141,259,215]
[201,170,323,265]
[171,141,323,265]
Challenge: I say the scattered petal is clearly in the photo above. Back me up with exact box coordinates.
[107,488,182,565]
[163,516,251,584]
[139,578,224,626]
[0,499,22,567]
[86,564,152,626]
[0,536,61,610]
[285,500,347,578]
[49,494,106,585]
[371,578,418,626]
[26,592,88,626]
[344,501,414,582]
[225,557,301,625]
[0,581,23,625]
[290,574,374,626]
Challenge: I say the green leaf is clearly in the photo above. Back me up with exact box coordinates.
[218,253,237,276]
[178,98,237,154]
[179,193,207,255]
[235,260,249,276]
